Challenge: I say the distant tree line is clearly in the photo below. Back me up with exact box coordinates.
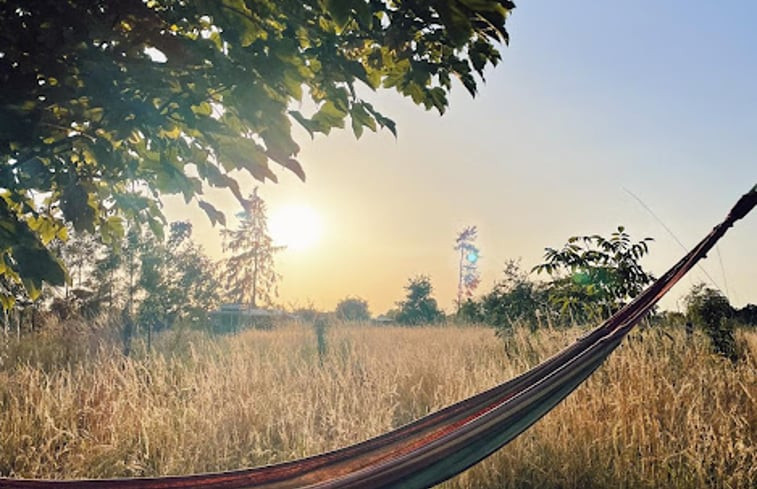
[457,227,657,330]
[334,225,755,350]
[4,215,754,362]
[0,189,284,353]
[331,276,445,326]
[1,219,221,350]
[455,226,755,359]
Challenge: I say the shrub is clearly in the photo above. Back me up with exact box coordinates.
[484,261,546,332]
[335,297,370,322]
[684,284,737,360]
[395,276,444,326]
[736,304,757,326]
[534,226,655,323]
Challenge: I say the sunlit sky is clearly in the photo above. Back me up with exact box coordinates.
[165,1,756,315]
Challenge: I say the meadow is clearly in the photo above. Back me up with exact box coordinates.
[0,321,755,489]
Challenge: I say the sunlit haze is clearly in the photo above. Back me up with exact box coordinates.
[268,204,324,252]
[165,1,756,315]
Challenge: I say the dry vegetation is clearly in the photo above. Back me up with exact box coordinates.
[0,321,755,488]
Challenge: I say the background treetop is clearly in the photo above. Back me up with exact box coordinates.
[0,0,515,300]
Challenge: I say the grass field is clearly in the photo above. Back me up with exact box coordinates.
[1,321,755,488]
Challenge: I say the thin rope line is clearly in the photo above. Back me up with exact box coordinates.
[715,245,733,300]
[623,187,723,292]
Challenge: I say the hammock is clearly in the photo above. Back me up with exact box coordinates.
[2,185,755,489]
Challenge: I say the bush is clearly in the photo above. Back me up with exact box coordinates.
[684,284,737,360]
[395,276,444,325]
[335,297,370,322]
[456,261,551,333]
[533,226,655,323]
[735,304,757,326]
[456,299,484,324]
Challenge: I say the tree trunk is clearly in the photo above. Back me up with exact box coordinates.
[456,248,464,313]
[122,306,134,356]
[252,251,259,308]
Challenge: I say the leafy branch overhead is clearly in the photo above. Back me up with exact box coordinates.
[0,0,515,299]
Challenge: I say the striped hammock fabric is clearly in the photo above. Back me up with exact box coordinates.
[2,185,755,489]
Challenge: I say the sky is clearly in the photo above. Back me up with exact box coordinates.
[164,1,757,315]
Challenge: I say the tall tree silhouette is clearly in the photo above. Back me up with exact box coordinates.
[221,189,283,307]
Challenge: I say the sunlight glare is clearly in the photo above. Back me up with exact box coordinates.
[269,203,323,252]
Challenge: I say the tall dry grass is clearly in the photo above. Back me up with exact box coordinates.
[0,322,754,488]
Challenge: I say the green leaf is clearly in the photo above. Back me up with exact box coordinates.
[350,103,377,139]
[216,135,276,182]
[102,216,125,244]
[191,102,212,116]
[14,245,66,290]
[282,70,303,100]
[289,110,316,138]
[323,0,351,30]
[383,59,411,89]
[459,0,506,13]
[198,200,227,227]
[435,2,474,47]
[268,155,306,182]
[61,181,97,233]
[148,217,165,241]
[364,104,397,137]
[240,20,265,47]
[27,216,59,244]
[354,0,373,28]
[351,115,363,139]
[160,126,182,139]
[311,100,348,134]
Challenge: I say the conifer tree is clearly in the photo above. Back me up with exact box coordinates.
[221,189,283,307]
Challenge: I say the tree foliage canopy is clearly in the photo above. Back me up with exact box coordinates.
[479,260,544,331]
[684,283,737,360]
[396,275,444,325]
[221,188,282,307]
[137,221,220,332]
[454,225,480,309]
[534,226,655,322]
[684,283,733,328]
[0,0,515,302]
[335,296,370,322]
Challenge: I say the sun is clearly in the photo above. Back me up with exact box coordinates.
[269,203,323,252]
